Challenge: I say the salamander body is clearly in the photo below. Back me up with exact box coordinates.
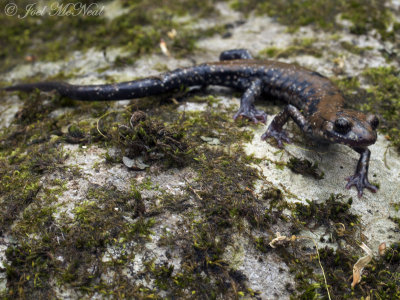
[4,49,379,197]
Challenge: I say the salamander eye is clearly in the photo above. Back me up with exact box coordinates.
[334,117,351,134]
[367,114,379,130]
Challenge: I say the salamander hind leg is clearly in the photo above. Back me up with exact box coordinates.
[345,147,378,197]
[261,104,310,148]
[219,49,253,61]
[233,78,267,123]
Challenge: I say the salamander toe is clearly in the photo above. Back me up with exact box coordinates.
[345,173,378,197]
[233,105,267,124]
[261,128,291,148]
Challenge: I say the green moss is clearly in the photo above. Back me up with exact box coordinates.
[0,85,141,297]
[287,157,324,180]
[333,75,361,93]
[0,108,68,234]
[0,0,223,73]
[107,110,191,167]
[340,41,373,55]
[390,216,400,230]
[120,98,268,297]
[259,38,322,59]
[294,194,357,229]
[318,243,400,298]
[4,182,155,298]
[266,193,400,299]
[1,88,269,298]
[260,187,291,225]
[231,0,394,40]
[254,236,270,253]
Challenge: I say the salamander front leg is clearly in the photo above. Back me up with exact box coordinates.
[345,147,378,197]
[219,49,253,60]
[233,78,267,123]
[261,104,310,148]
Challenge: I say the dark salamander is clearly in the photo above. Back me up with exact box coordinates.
[4,49,379,197]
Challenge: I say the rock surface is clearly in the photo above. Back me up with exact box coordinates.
[1,1,399,299]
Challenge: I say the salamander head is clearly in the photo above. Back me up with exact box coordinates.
[322,110,378,147]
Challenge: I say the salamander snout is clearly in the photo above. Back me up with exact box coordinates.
[324,111,378,147]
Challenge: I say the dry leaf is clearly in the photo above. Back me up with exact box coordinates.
[269,232,296,248]
[167,29,177,39]
[378,242,386,256]
[351,242,373,288]
[160,39,171,57]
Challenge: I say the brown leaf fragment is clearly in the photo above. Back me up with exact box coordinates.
[351,242,372,288]
[378,242,386,256]
[269,232,296,248]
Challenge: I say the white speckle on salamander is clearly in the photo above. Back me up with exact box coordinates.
[349,132,358,141]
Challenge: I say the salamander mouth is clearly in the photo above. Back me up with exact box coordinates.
[345,138,376,147]
[324,130,377,147]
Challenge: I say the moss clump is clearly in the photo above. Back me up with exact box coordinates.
[105,95,255,168]
[65,123,87,143]
[231,0,394,39]
[280,243,400,299]
[4,183,153,298]
[150,147,262,298]
[294,194,357,229]
[269,193,400,299]
[318,243,400,298]
[261,187,291,226]
[0,91,70,234]
[340,41,373,55]
[334,75,361,95]
[390,216,400,230]
[1,89,269,298]
[0,0,223,73]
[0,87,133,297]
[287,157,324,180]
[119,98,270,297]
[113,110,191,167]
[259,38,322,59]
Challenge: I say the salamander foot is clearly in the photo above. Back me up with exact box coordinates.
[345,173,378,197]
[261,128,291,148]
[233,105,267,123]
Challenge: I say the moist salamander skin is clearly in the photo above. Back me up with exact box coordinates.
[4,49,379,197]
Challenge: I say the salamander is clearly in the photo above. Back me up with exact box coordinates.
[3,49,379,197]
